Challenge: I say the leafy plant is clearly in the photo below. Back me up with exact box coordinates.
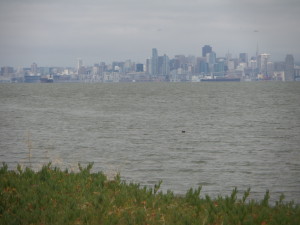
[0,163,299,225]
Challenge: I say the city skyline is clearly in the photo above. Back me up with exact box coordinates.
[0,47,298,69]
[1,0,300,67]
[2,46,299,83]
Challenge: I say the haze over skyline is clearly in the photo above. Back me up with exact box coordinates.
[1,0,299,67]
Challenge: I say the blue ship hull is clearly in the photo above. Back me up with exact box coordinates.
[200,78,240,82]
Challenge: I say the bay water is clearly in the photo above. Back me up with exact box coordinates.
[1,82,300,203]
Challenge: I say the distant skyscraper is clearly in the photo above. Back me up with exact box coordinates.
[136,63,144,72]
[274,62,285,72]
[239,53,248,64]
[202,45,212,57]
[206,52,216,65]
[257,53,271,77]
[77,58,83,70]
[1,66,14,76]
[284,54,295,81]
[196,57,208,74]
[267,61,274,79]
[158,56,163,75]
[157,54,170,76]
[31,62,38,75]
[200,61,209,74]
[227,60,235,71]
[214,58,225,75]
[206,51,216,73]
[161,54,170,76]
[256,42,259,59]
[151,48,158,76]
[146,59,151,74]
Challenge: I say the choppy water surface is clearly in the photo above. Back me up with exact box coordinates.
[1,82,300,203]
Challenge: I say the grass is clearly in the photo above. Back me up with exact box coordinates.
[0,163,299,225]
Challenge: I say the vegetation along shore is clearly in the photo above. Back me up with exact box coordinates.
[1,163,299,225]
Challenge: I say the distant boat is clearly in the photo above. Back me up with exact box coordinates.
[200,77,240,82]
[40,75,54,83]
[24,75,41,83]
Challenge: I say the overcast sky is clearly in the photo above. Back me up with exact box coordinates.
[1,0,299,67]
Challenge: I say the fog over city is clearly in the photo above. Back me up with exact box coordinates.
[1,0,300,67]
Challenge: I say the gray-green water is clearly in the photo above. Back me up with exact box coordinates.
[1,82,300,203]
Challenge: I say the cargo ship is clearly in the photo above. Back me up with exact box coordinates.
[200,77,240,82]
[40,75,54,83]
[24,75,41,83]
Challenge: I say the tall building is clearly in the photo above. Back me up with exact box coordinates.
[202,45,212,57]
[196,57,208,74]
[273,62,285,72]
[256,42,259,59]
[77,58,83,70]
[214,58,225,76]
[267,61,274,79]
[227,60,235,71]
[93,64,100,76]
[239,53,248,64]
[1,66,14,76]
[124,60,133,73]
[158,54,170,77]
[206,51,216,73]
[77,58,86,75]
[136,63,144,72]
[249,59,258,78]
[169,58,180,71]
[257,53,271,77]
[161,54,170,76]
[206,52,216,65]
[146,59,151,74]
[151,48,158,76]
[31,62,38,75]
[174,55,187,66]
[284,54,295,81]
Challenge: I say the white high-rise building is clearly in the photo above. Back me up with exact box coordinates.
[257,53,271,77]
[77,58,83,70]
[31,62,38,75]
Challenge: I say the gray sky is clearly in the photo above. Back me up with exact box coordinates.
[1,0,299,67]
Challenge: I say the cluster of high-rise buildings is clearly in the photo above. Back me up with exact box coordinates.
[1,45,299,83]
